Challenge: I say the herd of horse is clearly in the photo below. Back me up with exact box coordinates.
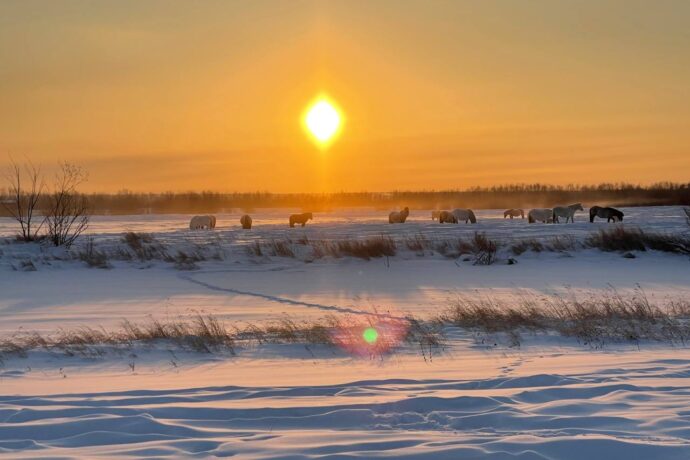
[188,203,636,230]
[431,203,624,224]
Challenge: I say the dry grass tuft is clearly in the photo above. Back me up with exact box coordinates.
[585,226,690,254]
[440,289,690,346]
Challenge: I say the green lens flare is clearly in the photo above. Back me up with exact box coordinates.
[363,327,378,344]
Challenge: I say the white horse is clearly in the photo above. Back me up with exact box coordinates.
[240,214,252,229]
[504,209,524,219]
[431,210,441,221]
[389,207,410,224]
[451,208,477,224]
[553,203,584,223]
[528,208,553,223]
[190,215,215,230]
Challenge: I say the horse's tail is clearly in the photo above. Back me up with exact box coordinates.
[468,209,477,224]
[528,212,534,224]
[589,207,597,223]
[552,209,557,223]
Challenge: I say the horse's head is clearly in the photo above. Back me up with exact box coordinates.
[306,212,313,220]
[575,203,584,211]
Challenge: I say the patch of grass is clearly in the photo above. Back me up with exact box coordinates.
[77,238,110,269]
[246,241,263,257]
[0,313,444,361]
[404,233,428,253]
[311,236,397,260]
[169,250,204,270]
[440,289,690,347]
[269,239,296,258]
[122,232,168,261]
[585,226,690,254]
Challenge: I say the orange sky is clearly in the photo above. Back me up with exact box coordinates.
[1,0,689,192]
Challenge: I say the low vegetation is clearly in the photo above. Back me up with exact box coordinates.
[3,290,687,364]
[584,226,690,254]
[0,313,444,362]
[439,289,690,347]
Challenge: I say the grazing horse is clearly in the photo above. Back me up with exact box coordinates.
[553,203,584,223]
[289,212,313,227]
[589,206,624,223]
[504,208,524,219]
[451,208,477,224]
[389,207,410,224]
[189,215,215,230]
[240,214,252,229]
[438,210,458,223]
[528,208,553,223]
[431,210,441,221]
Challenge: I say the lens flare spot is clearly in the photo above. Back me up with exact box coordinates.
[363,327,378,344]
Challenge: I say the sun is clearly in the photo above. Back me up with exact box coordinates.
[303,97,342,148]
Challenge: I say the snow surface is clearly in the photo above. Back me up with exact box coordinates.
[1,206,689,458]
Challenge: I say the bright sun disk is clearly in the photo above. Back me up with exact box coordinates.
[304,98,342,146]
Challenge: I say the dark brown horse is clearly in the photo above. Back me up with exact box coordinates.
[589,206,624,223]
[289,212,313,227]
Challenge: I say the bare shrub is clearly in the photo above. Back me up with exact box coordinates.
[405,316,444,360]
[2,159,45,241]
[45,163,90,248]
[78,237,110,269]
[469,232,498,265]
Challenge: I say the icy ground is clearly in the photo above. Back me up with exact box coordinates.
[0,207,689,458]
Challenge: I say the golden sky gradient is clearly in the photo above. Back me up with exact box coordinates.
[1,0,689,192]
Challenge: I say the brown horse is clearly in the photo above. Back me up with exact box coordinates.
[389,207,410,224]
[289,212,313,227]
[504,209,524,219]
[438,210,458,223]
[240,214,252,229]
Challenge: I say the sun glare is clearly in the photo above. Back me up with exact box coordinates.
[303,97,342,148]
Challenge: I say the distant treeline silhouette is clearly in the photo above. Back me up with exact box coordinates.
[1,183,689,215]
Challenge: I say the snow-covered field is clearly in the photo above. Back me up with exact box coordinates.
[1,207,689,459]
